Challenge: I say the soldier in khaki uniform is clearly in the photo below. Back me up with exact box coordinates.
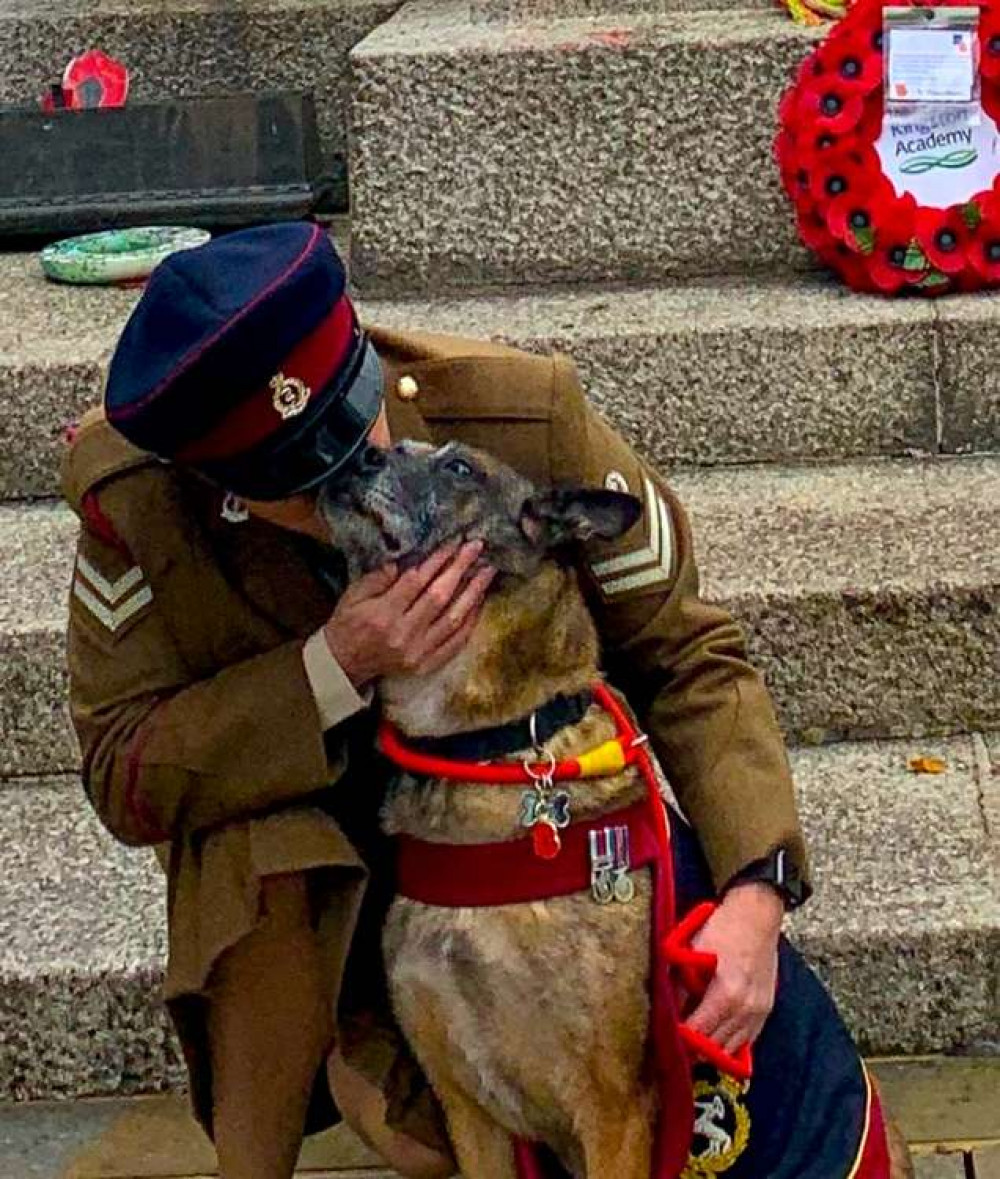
[64,224,809,1179]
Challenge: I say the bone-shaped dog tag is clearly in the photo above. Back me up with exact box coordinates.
[520,789,571,860]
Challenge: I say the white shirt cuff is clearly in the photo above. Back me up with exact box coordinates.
[302,630,372,731]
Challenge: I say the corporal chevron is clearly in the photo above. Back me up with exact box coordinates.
[72,553,152,634]
[590,476,676,597]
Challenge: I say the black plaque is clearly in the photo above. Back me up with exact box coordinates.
[0,91,340,240]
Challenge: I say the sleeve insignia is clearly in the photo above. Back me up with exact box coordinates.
[590,475,675,598]
[72,552,153,634]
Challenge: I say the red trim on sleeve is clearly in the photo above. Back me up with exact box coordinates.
[81,491,133,559]
[175,295,357,464]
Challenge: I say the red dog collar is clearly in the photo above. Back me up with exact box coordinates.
[378,681,647,786]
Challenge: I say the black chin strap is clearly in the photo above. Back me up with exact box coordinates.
[405,690,594,763]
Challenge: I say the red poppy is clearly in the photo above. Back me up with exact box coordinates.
[815,30,882,94]
[984,80,1000,126]
[914,204,977,274]
[780,125,843,199]
[61,49,130,110]
[815,237,879,291]
[797,206,835,253]
[865,21,886,60]
[779,53,828,130]
[840,252,880,293]
[967,192,1000,282]
[980,15,1000,79]
[800,125,847,158]
[846,0,885,29]
[867,198,928,292]
[795,52,826,89]
[777,135,817,206]
[827,172,897,253]
[797,76,866,135]
[853,98,884,146]
[774,129,800,196]
[806,147,867,210]
[778,86,799,130]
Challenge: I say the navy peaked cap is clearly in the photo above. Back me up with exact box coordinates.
[105,222,384,499]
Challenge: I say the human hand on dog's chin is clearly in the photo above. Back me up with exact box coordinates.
[683,882,784,1055]
[322,541,496,689]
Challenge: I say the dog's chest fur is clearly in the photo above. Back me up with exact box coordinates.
[384,879,653,1162]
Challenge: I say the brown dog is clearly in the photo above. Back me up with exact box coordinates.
[320,441,913,1179]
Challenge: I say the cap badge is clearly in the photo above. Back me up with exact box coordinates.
[221,492,249,524]
[270,373,311,420]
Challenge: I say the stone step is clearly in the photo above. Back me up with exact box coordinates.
[0,0,403,200]
[366,277,1000,465]
[349,2,820,294]
[457,0,777,21]
[4,254,999,499]
[3,454,999,777]
[2,735,996,1100]
[0,254,137,501]
[670,455,1000,746]
[1,501,79,778]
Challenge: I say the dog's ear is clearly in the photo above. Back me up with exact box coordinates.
[520,489,642,548]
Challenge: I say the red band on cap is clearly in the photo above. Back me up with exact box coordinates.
[176,294,358,465]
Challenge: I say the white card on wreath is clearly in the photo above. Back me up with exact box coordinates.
[888,28,976,103]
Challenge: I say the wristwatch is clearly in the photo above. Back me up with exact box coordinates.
[727,846,811,911]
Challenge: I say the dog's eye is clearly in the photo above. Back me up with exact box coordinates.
[443,456,474,479]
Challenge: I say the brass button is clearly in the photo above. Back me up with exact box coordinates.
[396,375,419,402]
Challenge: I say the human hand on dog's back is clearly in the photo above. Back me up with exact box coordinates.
[322,540,496,689]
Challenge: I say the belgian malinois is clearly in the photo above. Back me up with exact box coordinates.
[319,440,913,1179]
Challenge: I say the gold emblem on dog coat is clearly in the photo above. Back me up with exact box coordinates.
[681,1075,751,1178]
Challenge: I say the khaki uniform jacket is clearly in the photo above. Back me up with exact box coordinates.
[63,327,808,1145]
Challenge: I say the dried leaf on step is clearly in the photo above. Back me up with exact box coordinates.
[907,756,947,774]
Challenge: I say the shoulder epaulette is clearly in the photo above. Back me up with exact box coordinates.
[61,407,162,512]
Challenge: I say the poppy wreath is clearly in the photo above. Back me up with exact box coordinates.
[775,0,1000,293]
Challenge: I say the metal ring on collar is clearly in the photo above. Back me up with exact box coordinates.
[524,747,557,781]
